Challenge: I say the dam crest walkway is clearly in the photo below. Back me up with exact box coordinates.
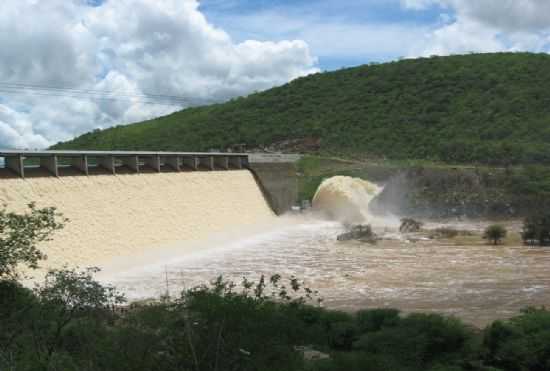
[0,150,252,178]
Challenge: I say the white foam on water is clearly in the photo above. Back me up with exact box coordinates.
[312,175,399,227]
[0,170,275,279]
[101,216,344,300]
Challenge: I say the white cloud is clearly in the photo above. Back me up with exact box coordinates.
[0,0,318,149]
[413,19,503,56]
[401,0,550,56]
[0,105,51,149]
[207,8,430,63]
[445,0,550,32]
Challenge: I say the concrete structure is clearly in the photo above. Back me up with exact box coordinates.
[0,150,300,215]
[0,150,249,177]
[247,154,301,215]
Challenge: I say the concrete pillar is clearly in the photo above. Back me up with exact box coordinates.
[165,156,180,171]
[40,156,59,177]
[6,155,25,178]
[209,156,215,170]
[199,156,214,170]
[122,156,139,173]
[144,155,161,172]
[182,156,198,170]
[215,156,229,170]
[240,155,250,168]
[229,156,243,169]
[71,155,89,175]
[99,156,116,174]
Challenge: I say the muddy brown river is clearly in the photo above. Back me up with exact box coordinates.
[103,217,550,327]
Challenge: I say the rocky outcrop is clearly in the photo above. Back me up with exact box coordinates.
[371,167,523,219]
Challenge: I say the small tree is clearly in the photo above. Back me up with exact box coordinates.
[483,225,507,245]
[0,203,65,280]
[522,212,550,246]
[28,268,124,369]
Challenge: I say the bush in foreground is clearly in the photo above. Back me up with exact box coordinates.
[0,203,65,279]
[483,307,550,371]
[3,269,550,371]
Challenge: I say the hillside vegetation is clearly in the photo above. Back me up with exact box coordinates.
[54,53,550,165]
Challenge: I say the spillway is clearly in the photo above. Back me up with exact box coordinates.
[0,171,275,274]
[312,176,381,224]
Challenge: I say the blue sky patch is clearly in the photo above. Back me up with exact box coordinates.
[200,0,447,70]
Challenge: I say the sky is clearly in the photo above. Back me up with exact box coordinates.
[1,0,550,149]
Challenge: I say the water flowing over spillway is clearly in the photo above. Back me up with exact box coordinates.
[312,176,392,226]
[0,171,274,275]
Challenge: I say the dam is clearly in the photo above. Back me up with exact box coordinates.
[2,150,550,326]
[0,150,299,274]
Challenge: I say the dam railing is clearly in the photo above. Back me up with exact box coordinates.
[0,150,251,178]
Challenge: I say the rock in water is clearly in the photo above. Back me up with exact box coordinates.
[337,224,378,244]
[399,218,423,233]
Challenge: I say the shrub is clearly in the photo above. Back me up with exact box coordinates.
[522,211,550,246]
[483,225,507,245]
[353,313,475,369]
[0,203,65,279]
[6,269,550,371]
[483,308,550,370]
[431,227,459,239]
[1,268,123,370]
[356,308,400,333]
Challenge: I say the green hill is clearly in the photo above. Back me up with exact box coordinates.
[53,53,550,165]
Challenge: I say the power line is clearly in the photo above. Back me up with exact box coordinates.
[0,81,217,106]
[0,88,183,106]
[0,82,189,101]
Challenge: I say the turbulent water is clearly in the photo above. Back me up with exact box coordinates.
[0,171,274,275]
[312,176,383,225]
[97,175,550,327]
[101,216,550,327]
[5,172,550,326]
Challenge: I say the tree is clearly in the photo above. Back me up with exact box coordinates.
[483,225,507,245]
[2,268,124,370]
[0,203,65,280]
[522,211,550,246]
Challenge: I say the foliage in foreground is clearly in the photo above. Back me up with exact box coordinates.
[0,203,65,279]
[2,271,550,371]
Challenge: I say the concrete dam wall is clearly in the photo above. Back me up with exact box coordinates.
[0,170,276,273]
[249,162,298,215]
